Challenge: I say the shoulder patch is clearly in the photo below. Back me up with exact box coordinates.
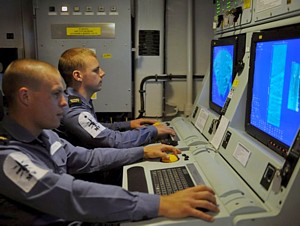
[78,112,106,138]
[3,152,49,193]
[68,95,83,107]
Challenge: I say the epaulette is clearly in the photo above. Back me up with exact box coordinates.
[0,126,10,146]
[0,134,10,145]
[68,95,83,107]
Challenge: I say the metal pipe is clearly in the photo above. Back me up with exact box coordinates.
[184,0,194,116]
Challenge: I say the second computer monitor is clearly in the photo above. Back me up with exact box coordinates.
[245,24,300,157]
[209,35,245,115]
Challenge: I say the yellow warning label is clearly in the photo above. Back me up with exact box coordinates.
[66,27,101,36]
[232,79,239,88]
[103,53,112,59]
[91,92,97,100]
[244,0,251,9]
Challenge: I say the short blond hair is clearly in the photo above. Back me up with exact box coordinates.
[58,48,97,86]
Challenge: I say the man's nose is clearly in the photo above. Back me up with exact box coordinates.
[60,96,68,107]
[100,68,105,77]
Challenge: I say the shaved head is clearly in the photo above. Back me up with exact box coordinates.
[2,59,66,135]
[3,59,60,105]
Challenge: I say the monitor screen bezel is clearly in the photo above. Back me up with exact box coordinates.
[209,36,238,115]
[245,24,300,157]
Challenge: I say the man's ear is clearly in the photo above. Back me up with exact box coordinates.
[73,70,83,82]
[18,87,30,106]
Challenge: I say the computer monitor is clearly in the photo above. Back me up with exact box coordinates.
[245,25,300,157]
[209,35,245,114]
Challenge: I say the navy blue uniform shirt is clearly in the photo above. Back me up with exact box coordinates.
[0,116,159,225]
[58,87,157,148]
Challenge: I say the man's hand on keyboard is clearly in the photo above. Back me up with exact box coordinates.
[154,124,176,136]
[130,118,158,129]
[158,185,220,222]
[143,144,181,159]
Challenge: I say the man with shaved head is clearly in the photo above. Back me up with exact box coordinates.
[0,59,219,225]
[2,59,65,132]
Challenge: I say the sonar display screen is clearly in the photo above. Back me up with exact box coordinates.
[249,38,300,148]
[211,44,234,112]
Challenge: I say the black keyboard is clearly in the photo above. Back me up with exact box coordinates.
[151,166,194,195]
[158,133,179,146]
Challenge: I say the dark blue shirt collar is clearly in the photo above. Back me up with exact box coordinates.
[1,116,49,143]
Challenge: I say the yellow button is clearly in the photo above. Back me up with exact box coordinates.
[162,154,179,163]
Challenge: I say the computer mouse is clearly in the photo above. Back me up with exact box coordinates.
[161,154,179,163]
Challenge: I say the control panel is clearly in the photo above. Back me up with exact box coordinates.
[214,0,252,32]
[214,0,300,34]
[34,0,132,113]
